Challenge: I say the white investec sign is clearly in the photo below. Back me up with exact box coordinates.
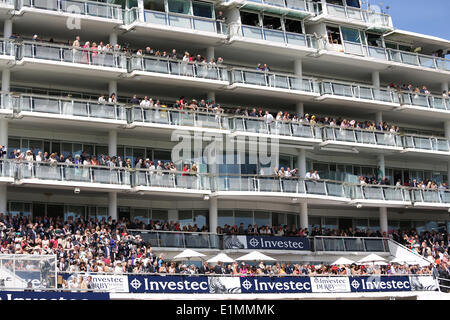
[310,276,351,293]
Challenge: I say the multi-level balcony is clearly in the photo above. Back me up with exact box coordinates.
[3,92,450,157]
[2,160,450,208]
[223,0,314,19]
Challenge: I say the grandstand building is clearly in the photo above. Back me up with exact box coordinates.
[0,0,449,270]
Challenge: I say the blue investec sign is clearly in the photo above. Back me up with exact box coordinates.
[240,276,312,293]
[128,275,210,293]
[349,276,411,292]
[246,235,310,251]
[0,291,110,300]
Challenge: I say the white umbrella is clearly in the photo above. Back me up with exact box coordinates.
[236,251,276,262]
[357,253,386,264]
[331,257,355,265]
[172,249,206,261]
[207,253,235,264]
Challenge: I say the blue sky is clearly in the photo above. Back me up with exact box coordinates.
[368,0,450,39]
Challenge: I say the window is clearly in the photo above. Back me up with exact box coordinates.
[240,11,260,27]
[65,205,85,220]
[234,210,253,227]
[218,210,234,227]
[262,15,282,30]
[143,0,165,12]
[9,202,32,217]
[151,209,168,222]
[153,150,172,162]
[254,211,271,227]
[345,0,360,8]
[7,138,20,157]
[131,208,149,224]
[179,210,193,227]
[272,212,285,227]
[284,19,303,34]
[194,210,208,228]
[168,0,191,15]
[323,217,338,230]
[326,26,341,44]
[308,216,321,230]
[355,218,368,231]
[367,33,383,47]
[192,1,213,18]
[341,27,364,44]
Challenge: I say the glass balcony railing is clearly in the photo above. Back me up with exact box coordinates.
[18,41,128,69]
[404,135,450,152]
[129,55,229,82]
[139,9,228,35]
[15,94,127,121]
[13,161,131,185]
[314,236,389,252]
[3,160,450,206]
[0,39,16,57]
[321,81,399,104]
[317,3,392,29]
[128,229,220,249]
[230,68,318,93]
[401,92,450,110]
[239,0,314,18]
[18,0,123,20]
[230,23,319,49]
[323,126,403,148]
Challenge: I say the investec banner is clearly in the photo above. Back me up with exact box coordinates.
[128,275,211,293]
[240,276,312,293]
[0,291,110,300]
[349,276,412,292]
[223,235,310,251]
[60,273,129,292]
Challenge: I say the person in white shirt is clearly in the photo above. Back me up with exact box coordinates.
[140,96,151,108]
[312,170,320,180]
[108,93,117,103]
[36,151,43,162]
[305,170,313,179]
[264,111,274,124]
[98,94,106,103]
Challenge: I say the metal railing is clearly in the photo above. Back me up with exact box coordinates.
[242,0,314,15]
[314,236,389,252]
[229,23,319,49]
[17,0,123,20]
[129,55,229,81]
[17,40,128,69]
[230,68,318,93]
[318,3,392,28]
[10,160,131,185]
[128,229,220,249]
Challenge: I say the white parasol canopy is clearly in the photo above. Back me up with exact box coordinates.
[357,253,386,264]
[172,249,206,261]
[207,253,235,264]
[390,256,431,267]
[331,257,355,265]
[236,251,276,262]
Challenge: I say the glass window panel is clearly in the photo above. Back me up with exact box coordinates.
[8,138,20,157]
[272,212,285,227]
[83,144,94,157]
[323,217,338,230]
[218,210,234,227]
[96,207,108,219]
[51,141,61,155]
[341,27,362,43]
[254,211,271,227]
[355,219,368,230]
[9,202,32,217]
[286,214,296,229]
[369,219,380,231]
[153,150,172,162]
[73,143,82,157]
[151,209,168,222]
[192,1,213,18]
[144,0,165,11]
[168,0,191,14]
[65,205,85,220]
[96,145,108,158]
[62,143,72,158]
[308,216,321,230]
[234,210,253,228]
[131,208,149,224]
[194,209,208,229]
[178,210,193,227]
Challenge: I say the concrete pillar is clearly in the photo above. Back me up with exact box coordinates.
[297,148,306,177]
[226,7,241,37]
[108,192,117,221]
[3,19,12,40]
[2,69,10,92]
[372,71,380,89]
[294,59,302,78]
[207,91,215,102]
[109,32,118,47]
[0,184,6,214]
[206,47,214,61]
[137,0,144,22]
[0,118,7,148]
[377,154,385,178]
[209,197,218,233]
[108,80,117,96]
[108,130,117,157]
[375,111,382,125]
[442,82,449,94]
[379,207,388,234]
[296,102,304,116]
[299,202,308,229]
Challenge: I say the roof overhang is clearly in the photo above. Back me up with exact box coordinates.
[384,29,450,53]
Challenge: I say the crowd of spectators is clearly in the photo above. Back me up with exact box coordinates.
[0,213,448,280]
[388,82,450,99]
